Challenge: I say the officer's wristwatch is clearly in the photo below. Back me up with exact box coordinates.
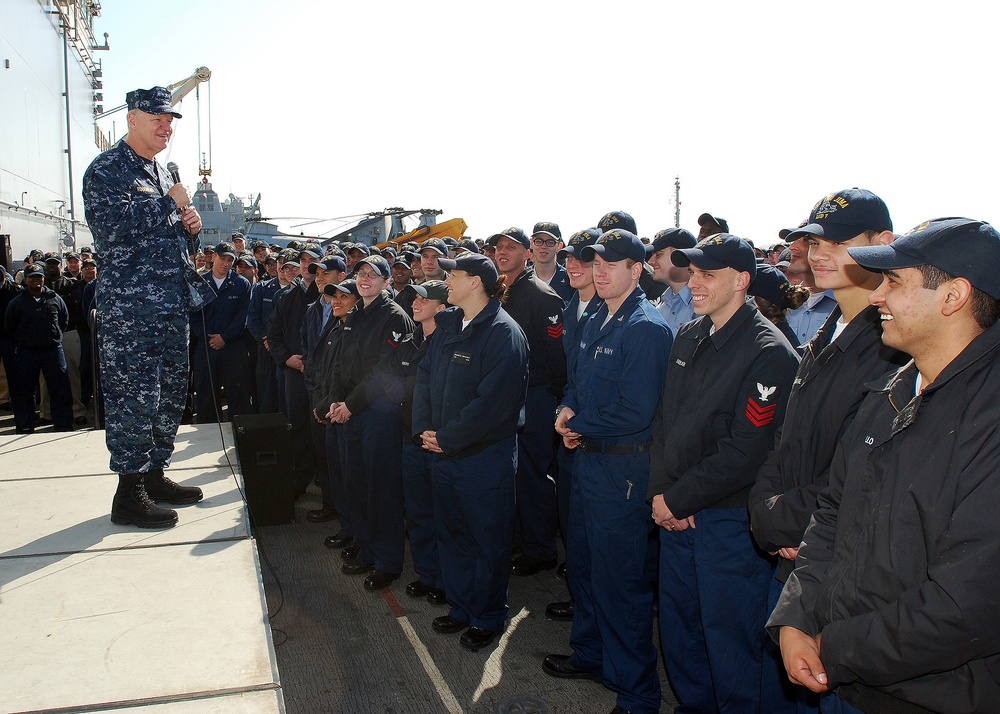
[555,405,569,422]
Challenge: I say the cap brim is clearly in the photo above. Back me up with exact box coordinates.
[437,258,457,272]
[845,244,923,272]
[581,244,631,262]
[786,222,867,244]
[330,283,359,295]
[671,248,727,270]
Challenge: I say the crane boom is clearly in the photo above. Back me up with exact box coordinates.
[95,67,211,118]
[168,66,212,105]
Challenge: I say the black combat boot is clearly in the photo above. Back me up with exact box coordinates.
[111,474,178,528]
[143,468,204,505]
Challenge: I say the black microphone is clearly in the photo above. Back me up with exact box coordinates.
[166,161,188,218]
[166,161,182,185]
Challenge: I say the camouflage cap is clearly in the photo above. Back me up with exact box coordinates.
[126,87,182,118]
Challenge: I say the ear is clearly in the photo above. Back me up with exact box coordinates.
[941,276,974,317]
[735,270,752,292]
[875,230,895,246]
[631,261,644,280]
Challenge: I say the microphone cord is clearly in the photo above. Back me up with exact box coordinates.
[198,297,287,642]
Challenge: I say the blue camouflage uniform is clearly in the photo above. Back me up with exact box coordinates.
[559,285,672,714]
[83,139,214,475]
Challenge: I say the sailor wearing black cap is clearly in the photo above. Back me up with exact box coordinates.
[327,255,415,591]
[650,234,799,713]
[314,279,361,552]
[531,222,573,303]
[491,226,567,576]
[749,188,906,713]
[267,244,324,497]
[770,218,1000,714]
[646,227,698,336]
[300,257,347,523]
[413,253,528,652]
[390,280,449,605]
[544,229,672,714]
[190,242,253,423]
[546,227,605,623]
[697,212,730,238]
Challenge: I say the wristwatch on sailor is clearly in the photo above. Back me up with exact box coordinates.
[554,405,569,422]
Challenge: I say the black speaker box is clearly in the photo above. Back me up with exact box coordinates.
[232,413,295,526]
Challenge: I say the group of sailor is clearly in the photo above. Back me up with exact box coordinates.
[8,88,1000,713]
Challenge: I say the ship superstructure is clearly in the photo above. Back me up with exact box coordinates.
[0,0,108,267]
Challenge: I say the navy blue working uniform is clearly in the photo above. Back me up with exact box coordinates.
[546,262,574,303]
[503,266,566,568]
[0,272,22,403]
[83,139,214,475]
[650,302,799,713]
[311,311,353,544]
[412,298,528,632]
[329,292,414,576]
[4,283,73,432]
[190,269,252,422]
[555,291,604,549]
[246,276,285,413]
[299,294,335,514]
[387,323,443,593]
[559,286,672,714]
[267,278,320,494]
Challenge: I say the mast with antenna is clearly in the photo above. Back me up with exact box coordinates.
[674,176,681,228]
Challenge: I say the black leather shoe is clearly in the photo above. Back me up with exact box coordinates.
[542,654,601,681]
[426,587,448,605]
[406,580,431,597]
[143,469,203,505]
[556,561,567,578]
[111,475,178,529]
[306,508,338,523]
[341,543,361,560]
[545,601,574,621]
[341,559,374,575]
[324,534,354,549]
[432,615,468,634]
[364,571,400,591]
[460,627,498,652]
[511,554,557,576]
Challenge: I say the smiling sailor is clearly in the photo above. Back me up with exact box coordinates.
[83,86,215,529]
[649,233,799,713]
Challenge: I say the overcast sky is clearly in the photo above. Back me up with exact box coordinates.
[95,0,999,247]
